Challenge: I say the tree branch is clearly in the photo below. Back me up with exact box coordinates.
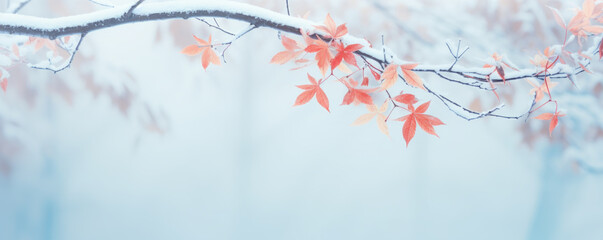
[6,0,31,14]
[0,1,590,121]
[0,1,581,82]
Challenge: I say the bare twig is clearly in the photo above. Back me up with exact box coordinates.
[220,24,258,62]
[446,40,469,70]
[7,0,31,13]
[124,0,145,18]
[196,18,235,36]
[88,0,114,8]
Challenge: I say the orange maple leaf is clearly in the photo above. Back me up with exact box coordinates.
[528,77,558,102]
[315,14,348,39]
[394,101,445,147]
[331,42,363,70]
[379,64,399,90]
[352,101,390,136]
[182,35,221,70]
[270,35,304,65]
[304,37,332,76]
[341,78,374,105]
[400,64,424,90]
[534,111,565,136]
[379,64,424,90]
[530,47,555,69]
[294,74,330,112]
[393,92,418,106]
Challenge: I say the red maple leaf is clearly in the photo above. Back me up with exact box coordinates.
[340,78,375,105]
[330,41,363,70]
[294,74,330,112]
[394,101,445,147]
[534,111,565,136]
[181,35,221,70]
[315,14,348,39]
[393,92,418,106]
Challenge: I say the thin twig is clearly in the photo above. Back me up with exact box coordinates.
[30,33,86,73]
[87,0,114,8]
[196,18,235,36]
[124,0,145,18]
[220,24,258,62]
[7,0,31,13]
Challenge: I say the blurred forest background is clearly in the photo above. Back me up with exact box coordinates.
[1,0,602,239]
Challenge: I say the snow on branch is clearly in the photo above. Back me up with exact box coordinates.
[0,1,582,83]
[0,0,596,132]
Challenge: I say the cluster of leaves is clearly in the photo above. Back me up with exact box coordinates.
[171,0,603,146]
[267,14,443,146]
[181,35,221,70]
[526,0,603,136]
[171,15,438,146]
[177,2,603,146]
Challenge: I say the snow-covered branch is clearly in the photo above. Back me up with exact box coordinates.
[0,0,594,123]
[0,1,582,83]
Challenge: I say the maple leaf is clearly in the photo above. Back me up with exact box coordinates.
[182,35,221,70]
[294,74,330,112]
[565,5,603,41]
[315,14,348,39]
[361,77,369,86]
[270,35,304,65]
[393,92,418,106]
[340,78,375,105]
[352,101,390,136]
[369,68,380,81]
[400,64,425,90]
[581,0,597,19]
[534,111,565,136]
[394,101,445,147]
[379,64,399,90]
[486,53,506,83]
[25,37,57,53]
[330,42,363,70]
[304,37,332,76]
[530,47,555,69]
[549,6,567,29]
[485,75,500,101]
[379,64,424,91]
[528,77,558,102]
